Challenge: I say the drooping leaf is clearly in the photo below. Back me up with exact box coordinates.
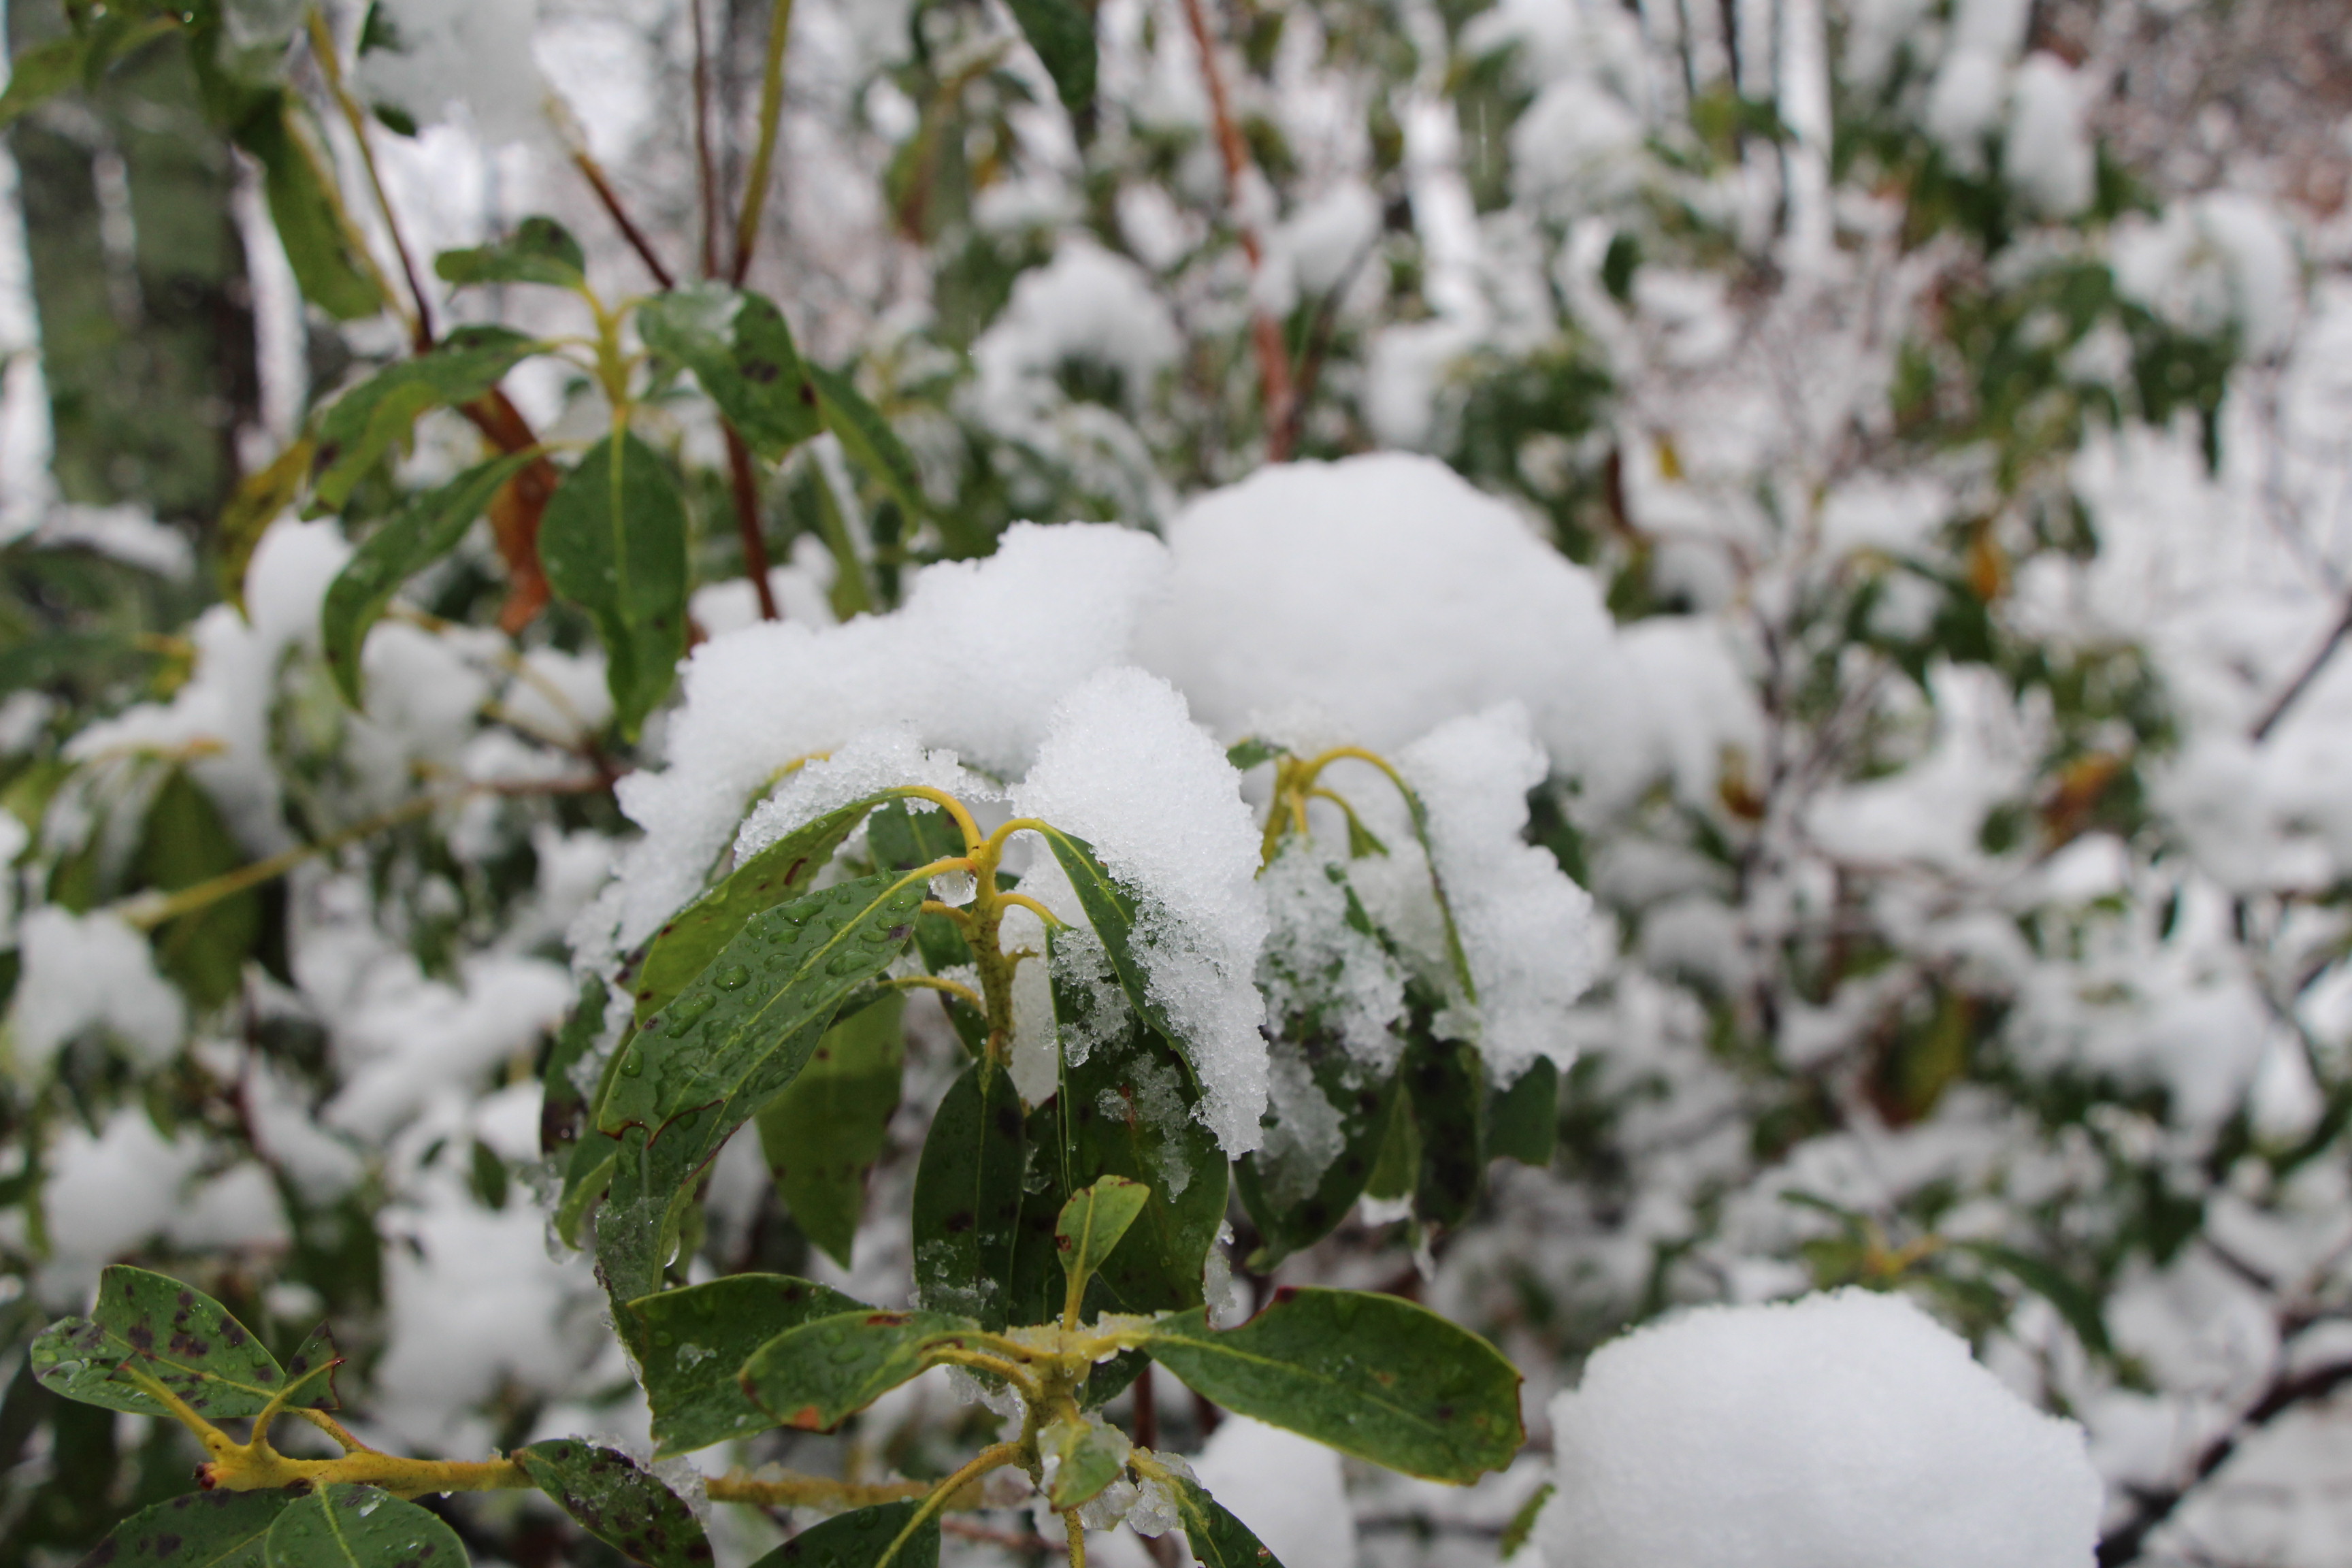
[1055,1176,1150,1309]
[593,873,926,1209]
[1236,1039,1399,1270]
[538,431,689,739]
[320,453,534,703]
[1023,826,1190,1069]
[236,103,385,321]
[1004,0,1096,115]
[134,768,258,1009]
[1485,1058,1558,1168]
[542,976,611,1158]
[31,1267,314,1420]
[738,1309,983,1432]
[434,216,587,289]
[78,1487,300,1568]
[638,287,823,461]
[757,991,907,1267]
[1143,1288,1524,1482]
[911,1060,1028,1327]
[1041,1415,1129,1510]
[1403,1034,1485,1229]
[807,363,930,525]
[261,1484,468,1568]
[514,1439,712,1568]
[628,798,885,1026]
[627,1274,866,1456]
[751,1501,936,1568]
[308,327,538,512]
[1158,1469,1288,1568]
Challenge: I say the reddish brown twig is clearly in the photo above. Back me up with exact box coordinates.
[572,150,678,289]
[725,425,781,619]
[689,0,723,278]
[1176,0,1296,458]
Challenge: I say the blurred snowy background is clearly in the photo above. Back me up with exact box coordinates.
[3,0,2352,1565]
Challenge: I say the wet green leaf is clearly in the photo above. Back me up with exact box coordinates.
[1041,1415,1128,1510]
[79,1487,300,1568]
[1237,1041,1399,1270]
[1403,1034,1486,1229]
[751,1501,935,1568]
[1055,1176,1149,1308]
[1023,826,1191,1071]
[308,327,538,512]
[238,104,385,322]
[808,363,929,525]
[320,453,534,704]
[757,992,906,1267]
[626,1274,864,1457]
[911,1060,1028,1328]
[1143,1288,1524,1482]
[1223,738,1281,772]
[542,976,610,1159]
[539,431,690,738]
[434,216,586,289]
[1485,1058,1558,1168]
[627,798,884,1027]
[514,1439,711,1568]
[31,1267,314,1420]
[134,768,257,1009]
[739,1309,982,1432]
[638,287,822,461]
[261,1484,467,1568]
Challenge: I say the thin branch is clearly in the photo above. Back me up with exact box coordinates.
[732,0,800,284]
[2097,1358,2352,1566]
[1175,0,1296,457]
[689,0,723,278]
[2250,597,2352,741]
[572,149,678,290]
[305,7,435,352]
[726,424,781,619]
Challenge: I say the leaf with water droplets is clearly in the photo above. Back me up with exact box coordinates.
[749,1501,936,1568]
[76,1486,299,1568]
[31,1267,308,1420]
[514,1439,712,1568]
[624,1275,867,1457]
[1142,1288,1524,1482]
[591,872,924,1238]
[261,1484,467,1568]
[738,1309,983,1433]
[757,992,906,1268]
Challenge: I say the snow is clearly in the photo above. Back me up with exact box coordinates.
[2006,55,2095,218]
[973,238,1181,415]
[1190,1416,1357,1568]
[1539,1289,2103,1568]
[357,0,546,147]
[5,906,186,1077]
[1010,668,1270,1152]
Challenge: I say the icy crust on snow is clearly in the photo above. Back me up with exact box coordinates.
[1131,453,1627,771]
[5,906,185,1077]
[1257,844,1407,1070]
[1399,705,1599,1082]
[585,523,1169,958]
[1538,1289,2102,1568]
[1009,668,1269,1154]
[732,728,993,861]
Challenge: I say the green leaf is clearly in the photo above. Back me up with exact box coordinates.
[539,431,690,739]
[757,991,906,1267]
[135,768,257,1009]
[1499,1481,1553,1560]
[31,1267,314,1420]
[1951,1241,2113,1358]
[261,1484,468,1568]
[79,1488,301,1568]
[1004,0,1096,115]
[434,216,586,289]
[739,1308,982,1432]
[320,453,534,703]
[911,1061,1028,1328]
[1362,1083,1418,1203]
[0,34,91,127]
[1485,1058,1558,1167]
[749,1501,936,1568]
[866,802,977,975]
[1223,738,1281,772]
[309,327,538,512]
[513,1439,711,1568]
[1143,1288,1524,1482]
[594,873,926,1207]
[281,1324,344,1409]
[626,1273,864,1456]
[1236,1041,1400,1269]
[807,363,929,525]
[627,797,884,1027]
[1402,1033,1484,1230]
[236,104,386,322]
[541,976,610,1158]
[1024,826,1190,1072]
[1056,1176,1150,1308]
[1042,1415,1130,1510]
[638,287,823,461]
[1158,1468,1288,1568]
